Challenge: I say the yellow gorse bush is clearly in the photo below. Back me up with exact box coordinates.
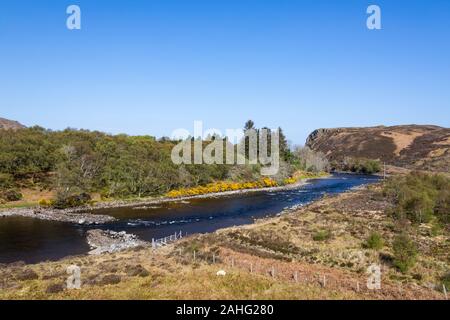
[165,171,328,198]
[38,199,54,207]
[166,178,279,198]
[283,177,297,185]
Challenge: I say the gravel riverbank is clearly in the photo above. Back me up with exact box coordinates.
[0,207,115,224]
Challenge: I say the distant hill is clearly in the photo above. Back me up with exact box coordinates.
[306,125,450,172]
[0,117,25,130]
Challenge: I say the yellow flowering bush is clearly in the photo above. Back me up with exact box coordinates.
[38,199,54,207]
[283,177,297,185]
[165,172,328,199]
[166,179,278,198]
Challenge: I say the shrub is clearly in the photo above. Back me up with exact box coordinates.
[312,229,332,241]
[15,268,39,281]
[401,190,434,223]
[98,274,121,286]
[392,234,417,273]
[283,177,297,185]
[45,283,65,294]
[53,192,91,209]
[435,189,450,225]
[344,158,381,174]
[0,173,14,189]
[126,264,150,277]
[38,198,53,207]
[166,179,278,198]
[384,172,450,225]
[441,272,450,291]
[363,232,384,250]
[0,189,23,202]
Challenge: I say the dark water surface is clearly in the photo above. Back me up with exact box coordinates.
[0,174,379,264]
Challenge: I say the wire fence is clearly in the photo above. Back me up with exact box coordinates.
[151,231,184,249]
[170,249,448,300]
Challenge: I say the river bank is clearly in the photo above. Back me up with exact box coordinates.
[0,177,318,224]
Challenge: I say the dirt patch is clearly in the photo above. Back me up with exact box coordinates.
[97,274,122,286]
[15,269,39,281]
[126,264,150,277]
[381,131,425,156]
[46,282,65,294]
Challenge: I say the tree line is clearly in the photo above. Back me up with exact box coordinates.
[0,121,333,207]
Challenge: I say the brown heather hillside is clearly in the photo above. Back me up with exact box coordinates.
[306,125,450,172]
[0,117,25,130]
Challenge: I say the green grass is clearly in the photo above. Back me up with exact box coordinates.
[0,201,38,209]
[363,232,384,250]
[312,229,332,241]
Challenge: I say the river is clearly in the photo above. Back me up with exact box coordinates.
[0,174,379,264]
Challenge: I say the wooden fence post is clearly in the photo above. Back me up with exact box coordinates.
[250,263,253,274]
[271,266,275,278]
[212,253,216,264]
[193,250,196,262]
[443,284,448,300]
[294,271,298,283]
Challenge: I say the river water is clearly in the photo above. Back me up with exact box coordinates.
[0,174,379,264]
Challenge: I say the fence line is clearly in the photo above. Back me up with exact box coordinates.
[152,231,184,249]
[172,251,447,300]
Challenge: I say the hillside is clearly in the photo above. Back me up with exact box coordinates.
[306,125,450,172]
[0,117,25,130]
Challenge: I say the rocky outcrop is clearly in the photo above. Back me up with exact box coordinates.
[86,230,149,255]
[306,125,450,172]
[0,117,25,130]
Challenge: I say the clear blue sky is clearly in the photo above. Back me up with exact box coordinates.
[1,0,449,144]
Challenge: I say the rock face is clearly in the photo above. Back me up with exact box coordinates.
[0,117,25,130]
[86,229,149,255]
[305,125,450,172]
